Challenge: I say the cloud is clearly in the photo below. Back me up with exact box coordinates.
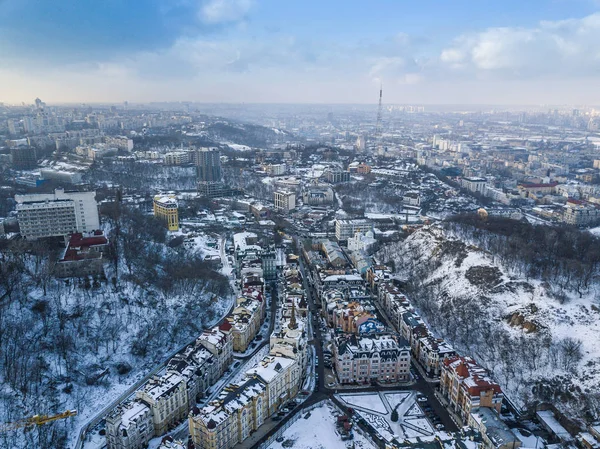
[200,0,253,23]
[440,13,600,78]
[0,0,253,64]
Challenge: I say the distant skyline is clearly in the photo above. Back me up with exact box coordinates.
[2,0,600,105]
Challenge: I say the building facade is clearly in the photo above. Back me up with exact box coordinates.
[333,334,411,385]
[440,356,503,423]
[135,373,189,436]
[274,190,296,213]
[196,148,222,183]
[15,188,99,240]
[334,219,374,241]
[106,401,153,449]
[153,195,179,231]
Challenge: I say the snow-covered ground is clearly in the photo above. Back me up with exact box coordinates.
[267,401,376,449]
[336,391,434,443]
[226,143,252,152]
[338,393,388,414]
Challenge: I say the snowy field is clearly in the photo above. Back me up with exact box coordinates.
[226,143,253,151]
[336,392,435,443]
[267,402,376,449]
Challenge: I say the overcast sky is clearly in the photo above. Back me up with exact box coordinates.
[2,0,600,105]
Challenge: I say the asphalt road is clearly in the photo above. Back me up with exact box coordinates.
[298,256,326,393]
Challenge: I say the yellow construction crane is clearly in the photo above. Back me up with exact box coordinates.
[0,410,77,433]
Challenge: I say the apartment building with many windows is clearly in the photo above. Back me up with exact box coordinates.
[440,356,503,423]
[333,333,411,385]
[15,188,99,240]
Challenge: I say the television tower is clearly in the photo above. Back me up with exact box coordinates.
[375,83,383,138]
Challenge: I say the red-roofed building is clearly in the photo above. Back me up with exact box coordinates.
[218,320,232,332]
[517,182,558,198]
[54,230,109,278]
[440,355,503,423]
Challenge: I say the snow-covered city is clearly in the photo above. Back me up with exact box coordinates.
[3,2,600,448]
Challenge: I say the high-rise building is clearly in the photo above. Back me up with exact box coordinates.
[153,195,179,231]
[10,146,37,169]
[15,188,99,240]
[34,97,46,110]
[274,190,296,213]
[195,148,222,183]
[334,219,373,241]
[355,135,366,152]
[7,119,18,136]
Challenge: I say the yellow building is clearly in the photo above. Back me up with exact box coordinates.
[153,195,179,231]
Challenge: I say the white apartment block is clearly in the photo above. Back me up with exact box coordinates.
[105,135,134,151]
[274,190,296,213]
[164,151,191,165]
[15,188,99,240]
[265,163,286,175]
[334,219,373,241]
[461,177,487,194]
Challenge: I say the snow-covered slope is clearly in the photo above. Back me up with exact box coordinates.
[378,225,600,422]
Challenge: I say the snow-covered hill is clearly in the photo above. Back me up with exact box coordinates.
[0,213,234,449]
[378,225,600,422]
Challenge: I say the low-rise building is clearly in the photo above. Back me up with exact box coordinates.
[190,354,300,449]
[347,230,377,253]
[106,401,153,449]
[302,184,334,205]
[136,373,189,436]
[198,323,233,378]
[245,355,300,415]
[403,191,421,207]
[325,169,350,183]
[333,333,411,385]
[227,295,264,353]
[54,230,108,278]
[189,377,268,449]
[563,200,600,226]
[264,163,286,175]
[105,135,134,151]
[461,177,487,194]
[164,151,191,165]
[469,407,522,449]
[440,356,503,423]
[416,335,455,377]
